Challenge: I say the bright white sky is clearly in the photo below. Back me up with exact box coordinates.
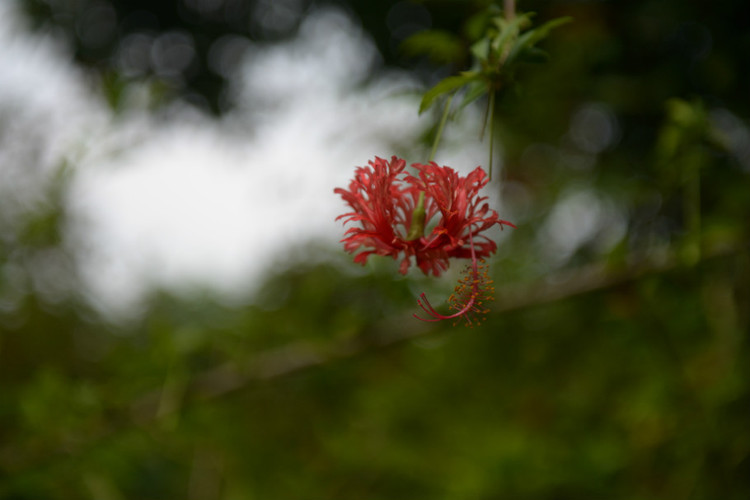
[0,3,494,318]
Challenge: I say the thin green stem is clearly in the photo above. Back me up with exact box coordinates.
[429,92,455,163]
[488,89,496,181]
[478,90,490,141]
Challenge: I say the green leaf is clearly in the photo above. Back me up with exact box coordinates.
[490,14,533,58]
[463,7,497,41]
[419,72,481,114]
[456,80,489,113]
[470,37,490,62]
[506,16,572,65]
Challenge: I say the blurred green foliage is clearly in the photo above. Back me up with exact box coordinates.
[2,0,750,499]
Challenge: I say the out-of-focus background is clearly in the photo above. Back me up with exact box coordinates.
[1,0,748,498]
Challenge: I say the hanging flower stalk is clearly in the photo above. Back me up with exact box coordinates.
[334,156,515,324]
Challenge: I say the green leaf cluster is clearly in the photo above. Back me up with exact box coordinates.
[415,8,571,115]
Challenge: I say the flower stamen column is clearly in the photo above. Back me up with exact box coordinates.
[414,229,496,326]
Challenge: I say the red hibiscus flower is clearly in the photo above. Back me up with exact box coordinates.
[335,155,515,325]
[335,156,514,276]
